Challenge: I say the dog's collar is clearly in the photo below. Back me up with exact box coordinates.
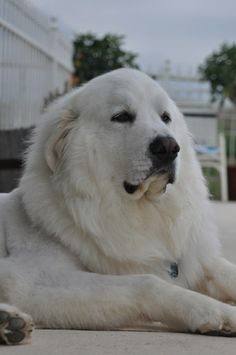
[168,262,179,278]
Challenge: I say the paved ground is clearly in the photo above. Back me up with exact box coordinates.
[1,202,236,354]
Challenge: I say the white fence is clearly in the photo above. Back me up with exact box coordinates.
[0,0,73,129]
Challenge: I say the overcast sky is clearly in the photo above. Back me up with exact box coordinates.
[31,0,236,75]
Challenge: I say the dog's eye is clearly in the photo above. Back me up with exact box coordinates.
[161,111,171,124]
[111,111,135,123]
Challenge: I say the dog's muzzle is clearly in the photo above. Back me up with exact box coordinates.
[123,135,180,195]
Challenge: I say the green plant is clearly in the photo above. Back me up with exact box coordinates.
[72,33,139,84]
[199,43,236,106]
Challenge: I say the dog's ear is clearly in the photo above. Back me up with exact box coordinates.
[45,109,77,172]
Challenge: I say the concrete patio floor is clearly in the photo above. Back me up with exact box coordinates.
[1,202,236,355]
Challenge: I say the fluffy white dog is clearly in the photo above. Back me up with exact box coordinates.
[1,69,236,345]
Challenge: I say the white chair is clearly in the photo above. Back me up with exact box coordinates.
[183,110,228,202]
[196,134,228,202]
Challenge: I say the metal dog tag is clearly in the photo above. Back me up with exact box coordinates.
[168,262,179,278]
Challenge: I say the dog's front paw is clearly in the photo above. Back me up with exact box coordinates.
[196,319,236,337]
[0,304,34,345]
[193,304,236,337]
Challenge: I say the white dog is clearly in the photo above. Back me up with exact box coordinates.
[1,69,236,345]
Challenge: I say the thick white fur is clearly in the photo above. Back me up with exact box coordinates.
[1,69,236,340]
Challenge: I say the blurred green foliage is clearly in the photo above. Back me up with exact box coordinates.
[72,33,139,84]
[199,43,236,106]
[202,167,221,200]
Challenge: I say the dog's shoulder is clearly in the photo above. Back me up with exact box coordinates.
[0,189,21,216]
[0,190,20,256]
[0,189,30,238]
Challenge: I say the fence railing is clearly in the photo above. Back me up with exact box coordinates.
[0,0,73,130]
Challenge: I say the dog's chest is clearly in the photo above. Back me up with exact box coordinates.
[68,193,202,288]
[80,240,200,289]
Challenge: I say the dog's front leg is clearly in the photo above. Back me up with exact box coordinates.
[199,257,236,304]
[11,271,236,335]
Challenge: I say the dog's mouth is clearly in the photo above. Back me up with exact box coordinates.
[123,165,176,196]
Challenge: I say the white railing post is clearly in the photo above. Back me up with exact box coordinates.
[50,17,58,91]
[219,133,229,202]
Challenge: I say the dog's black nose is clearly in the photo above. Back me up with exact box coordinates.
[149,136,180,163]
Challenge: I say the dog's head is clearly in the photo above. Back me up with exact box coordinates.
[44,69,189,201]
